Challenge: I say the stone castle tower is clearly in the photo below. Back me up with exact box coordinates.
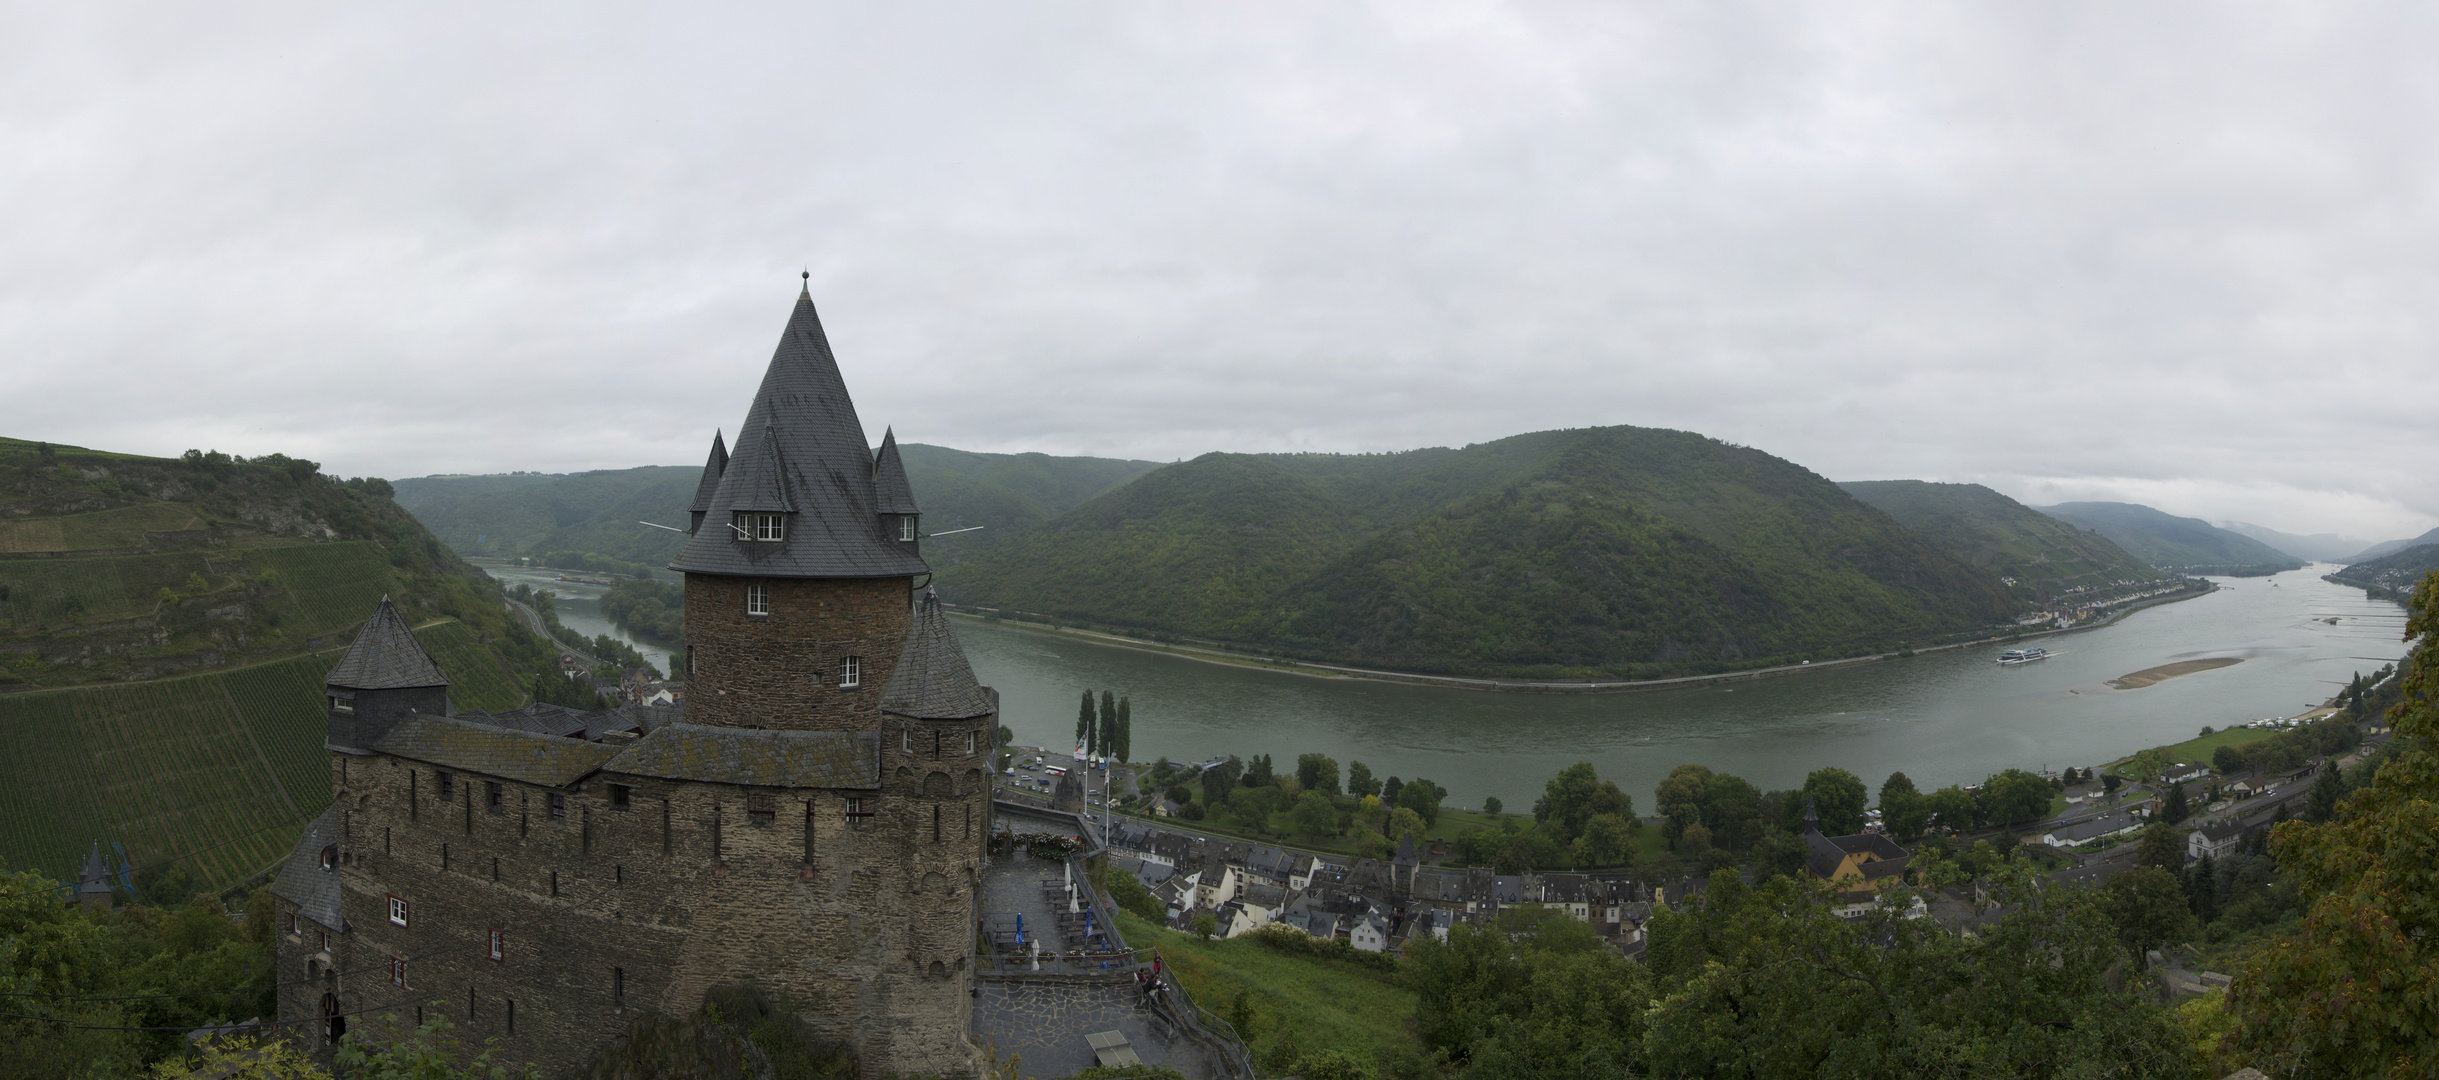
[270,287,994,1076]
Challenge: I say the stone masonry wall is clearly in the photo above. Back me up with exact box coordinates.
[297,712,996,1077]
[682,575,913,732]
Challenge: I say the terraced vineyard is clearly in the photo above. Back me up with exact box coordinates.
[0,619,528,891]
[0,550,216,630]
[254,542,396,635]
[0,500,210,554]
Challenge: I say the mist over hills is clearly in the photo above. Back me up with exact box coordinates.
[2034,501,2304,576]
[2348,526,2439,564]
[946,427,2025,678]
[1837,481,2161,599]
[2215,521,2374,564]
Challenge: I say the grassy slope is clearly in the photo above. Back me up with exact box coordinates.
[0,438,572,889]
[2036,501,2304,573]
[2326,543,2439,600]
[1839,480,2164,597]
[1113,911,1418,1069]
[954,427,2024,678]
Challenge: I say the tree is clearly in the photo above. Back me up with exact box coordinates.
[1381,776,1404,803]
[2213,744,2242,773]
[1386,807,1427,846]
[2103,772,2122,795]
[1483,795,1502,814]
[1288,791,1337,839]
[1398,777,1445,827]
[1925,785,1976,834]
[1537,761,1633,841]
[1191,913,1217,940]
[1244,753,1274,787]
[1097,691,1116,757]
[1801,767,1868,836]
[2134,824,2183,870]
[1573,812,1635,868]
[1980,768,2053,826]
[1879,771,1930,843]
[2130,747,2171,782]
[2101,865,2199,959]
[1654,763,1715,846]
[2183,855,2219,925]
[2304,765,2346,823]
[2226,569,2439,1076]
[1077,690,1094,748]
[1294,753,1341,797]
[1347,761,1379,797]
[1113,696,1132,762]
[2161,781,2190,825]
[1201,756,1242,805]
[1699,772,1764,854]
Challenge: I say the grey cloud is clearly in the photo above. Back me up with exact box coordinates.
[5,1,2435,538]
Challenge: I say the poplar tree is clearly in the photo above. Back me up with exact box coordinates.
[1099,691,1116,758]
[1114,696,1132,762]
[1077,690,1094,750]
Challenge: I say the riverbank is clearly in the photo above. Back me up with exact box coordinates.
[945,580,2215,696]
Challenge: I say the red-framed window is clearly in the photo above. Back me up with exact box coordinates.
[387,895,409,927]
[388,956,407,988]
[487,928,505,962]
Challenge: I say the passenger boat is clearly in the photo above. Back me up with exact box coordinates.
[1997,647,2049,665]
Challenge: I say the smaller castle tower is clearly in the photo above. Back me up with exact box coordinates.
[322,597,449,753]
[78,842,113,912]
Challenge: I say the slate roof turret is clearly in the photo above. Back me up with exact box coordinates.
[880,590,996,719]
[873,428,919,516]
[325,597,447,690]
[686,430,728,533]
[670,288,932,579]
[78,842,112,902]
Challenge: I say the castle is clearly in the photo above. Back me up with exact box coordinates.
[270,287,994,1075]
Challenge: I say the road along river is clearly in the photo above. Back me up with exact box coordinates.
[951,564,2404,809]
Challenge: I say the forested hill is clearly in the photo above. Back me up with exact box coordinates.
[1838,481,2162,599]
[2034,501,2305,575]
[942,427,2026,679]
[0,436,559,890]
[392,445,1163,573]
[2326,544,2439,602]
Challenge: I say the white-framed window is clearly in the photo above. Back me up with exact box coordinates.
[965,730,977,755]
[328,695,353,713]
[389,955,407,988]
[286,911,298,935]
[901,728,912,754]
[841,655,861,688]
[846,797,872,830]
[899,517,916,541]
[734,512,785,541]
[745,583,770,616]
[487,928,505,962]
[388,895,409,927]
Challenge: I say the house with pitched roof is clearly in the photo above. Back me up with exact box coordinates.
[268,288,994,1077]
[1799,800,1912,895]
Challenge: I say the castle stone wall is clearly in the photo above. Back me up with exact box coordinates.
[683,574,913,732]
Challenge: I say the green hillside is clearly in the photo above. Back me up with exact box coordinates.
[1838,481,2163,599]
[393,465,703,565]
[2035,501,2304,575]
[0,437,576,889]
[391,445,1164,573]
[2327,543,2439,602]
[948,427,2026,678]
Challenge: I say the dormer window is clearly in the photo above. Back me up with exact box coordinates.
[898,516,917,542]
[328,695,353,714]
[734,512,786,542]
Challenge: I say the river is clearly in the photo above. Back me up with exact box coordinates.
[472,559,680,677]
[952,564,2405,809]
[469,558,2402,809]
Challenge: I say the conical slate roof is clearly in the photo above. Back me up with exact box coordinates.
[686,430,729,516]
[880,590,995,719]
[79,842,111,898]
[325,597,448,690]
[873,428,919,516]
[670,289,932,578]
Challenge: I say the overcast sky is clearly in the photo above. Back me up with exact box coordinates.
[8,2,2437,541]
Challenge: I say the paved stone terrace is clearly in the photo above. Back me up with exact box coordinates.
[974,980,1221,1080]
